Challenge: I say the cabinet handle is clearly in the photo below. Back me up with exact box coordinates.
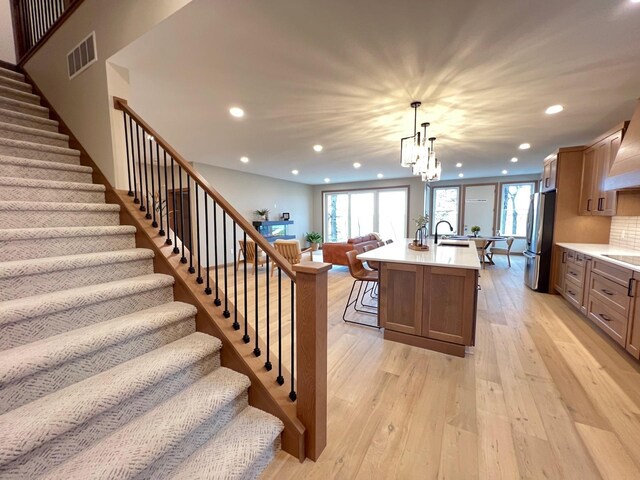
[601,288,615,296]
[477,285,482,291]
[628,278,635,297]
[599,313,611,322]
[545,178,550,188]
[568,290,575,296]
[561,252,567,263]
[598,198,604,211]
[587,199,592,212]
[569,271,577,277]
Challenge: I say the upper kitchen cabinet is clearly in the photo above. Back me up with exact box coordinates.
[607,100,640,191]
[579,124,626,216]
[541,154,557,192]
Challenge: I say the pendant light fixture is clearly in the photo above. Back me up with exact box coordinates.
[400,102,441,182]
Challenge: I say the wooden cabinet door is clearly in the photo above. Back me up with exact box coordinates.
[554,246,567,295]
[379,262,423,336]
[596,131,621,216]
[542,157,557,192]
[579,147,597,215]
[421,266,477,345]
[628,276,640,359]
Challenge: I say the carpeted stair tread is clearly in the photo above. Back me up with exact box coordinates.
[0,96,49,118]
[170,406,284,480]
[0,201,120,228]
[0,332,222,467]
[0,175,105,192]
[0,67,24,82]
[0,108,58,132]
[0,273,174,326]
[0,200,117,212]
[0,121,68,147]
[0,137,80,165]
[0,84,40,105]
[0,224,135,241]
[39,367,250,480]
[0,154,91,173]
[0,75,32,93]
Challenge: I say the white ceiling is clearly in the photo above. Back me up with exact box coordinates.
[110,0,640,185]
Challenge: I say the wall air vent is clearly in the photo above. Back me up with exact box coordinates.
[67,32,97,80]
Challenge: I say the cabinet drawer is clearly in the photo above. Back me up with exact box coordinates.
[575,253,586,266]
[564,277,583,309]
[592,259,633,286]
[587,296,628,347]
[565,263,585,286]
[589,272,631,317]
[566,250,576,263]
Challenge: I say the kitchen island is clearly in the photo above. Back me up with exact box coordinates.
[358,239,481,357]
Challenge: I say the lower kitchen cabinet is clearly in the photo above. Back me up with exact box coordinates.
[628,273,640,359]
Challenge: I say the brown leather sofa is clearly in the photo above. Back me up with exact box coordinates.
[322,234,380,266]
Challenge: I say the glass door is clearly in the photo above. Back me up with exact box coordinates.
[325,193,349,242]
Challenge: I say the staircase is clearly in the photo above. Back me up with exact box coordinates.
[0,66,283,479]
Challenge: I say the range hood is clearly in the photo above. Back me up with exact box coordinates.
[606,99,640,191]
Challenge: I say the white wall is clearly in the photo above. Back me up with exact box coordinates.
[0,0,16,63]
[22,0,193,186]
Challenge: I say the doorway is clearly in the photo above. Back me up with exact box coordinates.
[462,185,496,236]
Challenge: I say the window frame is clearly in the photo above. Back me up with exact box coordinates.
[430,185,461,235]
[498,181,536,238]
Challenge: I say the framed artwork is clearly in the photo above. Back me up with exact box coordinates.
[282,212,290,220]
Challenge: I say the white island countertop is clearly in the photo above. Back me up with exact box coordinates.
[556,242,640,273]
[357,239,481,270]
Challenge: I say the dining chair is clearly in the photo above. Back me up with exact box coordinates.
[342,250,380,328]
[237,239,267,272]
[487,236,515,267]
[473,238,489,266]
[271,239,313,276]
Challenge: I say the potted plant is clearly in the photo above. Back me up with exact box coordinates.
[470,225,481,237]
[254,208,270,221]
[305,231,323,251]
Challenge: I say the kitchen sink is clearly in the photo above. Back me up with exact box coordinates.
[437,240,471,248]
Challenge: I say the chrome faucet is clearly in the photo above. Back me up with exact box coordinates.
[434,220,453,244]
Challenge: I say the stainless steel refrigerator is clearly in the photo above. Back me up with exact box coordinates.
[524,191,555,291]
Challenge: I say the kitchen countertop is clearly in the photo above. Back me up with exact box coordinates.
[357,239,481,270]
[556,242,640,273]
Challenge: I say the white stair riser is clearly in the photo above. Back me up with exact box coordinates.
[0,127,68,148]
[0,144,79,165]
[0,285,174,350]
[0,162,93,183]
[0,87,39,105]
[0,76,32,93]
[0,318,196,413]
[0,209,119,229]
[0,258,154,301]
[0,233,135,261]
[0,98,48,119]
[0,354,220,477]
[0,185,105,204]
[0,110,57,132]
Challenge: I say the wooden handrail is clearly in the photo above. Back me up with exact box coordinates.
[113,97,297,281]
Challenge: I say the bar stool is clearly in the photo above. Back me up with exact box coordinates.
[342,250,380,329]
[362,244,379,270]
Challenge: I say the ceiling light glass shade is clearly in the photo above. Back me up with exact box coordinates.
[421,138,441,182]
[400,103,442,182]
[401,134,420,167]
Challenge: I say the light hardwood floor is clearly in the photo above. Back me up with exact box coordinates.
[256,254,640,480]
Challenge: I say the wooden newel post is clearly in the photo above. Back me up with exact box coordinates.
[293,261,332,461]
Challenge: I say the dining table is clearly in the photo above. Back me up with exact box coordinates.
[447,235,508,265]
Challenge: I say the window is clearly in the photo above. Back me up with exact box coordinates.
[324,188,408,242]
[499,182,534,237]
[431,187,459,234]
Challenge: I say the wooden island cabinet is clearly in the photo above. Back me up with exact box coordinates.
[359,240,480,358]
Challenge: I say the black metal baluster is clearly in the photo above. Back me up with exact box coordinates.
[290,280,297,401]
[187,176,195,273]
[142,130,151,220]
[243,231,250,344]
[277,269,284,385]
[232,223,239,330]
[265,255,272,370]
[129,116,138,204]
[147,135,156,224]
[213,201,221,306]
[156,143,164,236]
[171,158,179,253]
[195,184,202,283]
[204,193,212,295]
[254,242,261,357]
[136,124,145,212]
[163,151,171,245]
[222,212,230,318]
[179,167,186,263]
[122,111,133,197]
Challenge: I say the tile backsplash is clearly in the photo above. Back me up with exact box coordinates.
[610,216,640,250]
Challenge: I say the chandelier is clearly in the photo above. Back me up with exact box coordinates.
[400,101,441,182]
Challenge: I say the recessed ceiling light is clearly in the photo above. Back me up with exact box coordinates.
[545,104,564,115]
[353,162,361,169]
[240,156,249,163]
[519,143,531,150]
[377,173,384,179]
[631,0,640,4]
[455,163,462,168]
[229,107,244,118]
[313,145,323,152]
[511,157,518,163]
[502,169,508,175]
[324,177,330,183]
[291,169,299,175]
[458,173,464,178]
